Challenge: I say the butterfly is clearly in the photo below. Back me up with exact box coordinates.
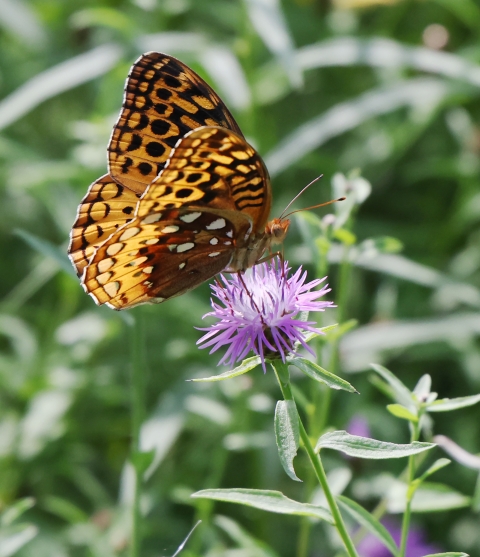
[68,52,289,310]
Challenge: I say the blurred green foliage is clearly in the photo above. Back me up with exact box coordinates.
[1,0,480,555]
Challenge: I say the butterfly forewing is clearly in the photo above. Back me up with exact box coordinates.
[108,53,243,195]
[83,209,247,309]
[138,127,272,234]
[69,174,140,276]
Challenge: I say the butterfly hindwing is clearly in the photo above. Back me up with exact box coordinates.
[83,208,246,309]
[108,53,243,195]
[69,174,140,277]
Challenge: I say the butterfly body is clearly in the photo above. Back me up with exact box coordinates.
[69,53,287,310]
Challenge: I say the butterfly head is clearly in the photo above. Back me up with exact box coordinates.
[265,217,290,245]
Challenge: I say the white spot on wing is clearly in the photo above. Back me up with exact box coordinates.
[161,225,179,233]
[209,237,219,245]
[180,212,201,223]
[106,242,124,256]
[141,213,162,224]
[179,262,186,269]
[98,258,114,273]
[208,252,221,257]
[96,271,112,285]
[206,218,226,230]
[103,281,120,297]
[119,227,141,241]
[224,241,232,245]
[226,230,233,238]
[177,242,195,253]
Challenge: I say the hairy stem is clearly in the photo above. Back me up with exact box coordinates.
[399,420,420,557]
[272,361,359,557]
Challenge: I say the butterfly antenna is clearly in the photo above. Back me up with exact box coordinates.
[279,175,324,220]
[282,196,346,219]
[279,174,346,220]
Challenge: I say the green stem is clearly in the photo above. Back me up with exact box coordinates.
[399,421,420,557]
[130,310,146,557]
[272,362,359,557]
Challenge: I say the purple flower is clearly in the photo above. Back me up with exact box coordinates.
[358,519,441,557]
[347,415,371,439]
[197,261,335,371]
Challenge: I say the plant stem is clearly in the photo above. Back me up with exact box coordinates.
[130,310,146,557]
[399,421,420,557]
[272,362,359,557]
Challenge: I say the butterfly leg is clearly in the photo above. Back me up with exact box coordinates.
[255,251,283,266]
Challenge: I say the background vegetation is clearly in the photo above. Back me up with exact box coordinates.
[1,0,479,555]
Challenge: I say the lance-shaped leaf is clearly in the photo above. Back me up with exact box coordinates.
[337,496,398,557]
[315,431,435,459]
[291,358,358,393]
[275,400,300,482]
[421,553,469,557]
[386,480,470,513]
[191,488,333,523]
[370,364,413,407]
[387,404,418,422]
[189,356,261,382]
[427,393,480,412]
[15,229,74,276]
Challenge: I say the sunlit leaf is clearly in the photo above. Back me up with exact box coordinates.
[274,400,300,482]
[191,489,333,523]
[315,431,435,459]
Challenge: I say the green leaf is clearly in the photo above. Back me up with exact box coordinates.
[1,498,35,526]
[191,488,333,523]
[418,458,451,483]
[131,450,155,475]
[0,524,38,557]
[427,394,480,412]
[43,496,89,524]
[333,228,356,246]
[189,356,261,382]
[315,431,435,459]
[298,323,338,346]
[413,489,472,517]
[370,364,413,407]
[337,496,398,557]
[214,515,279,557]
[291,358,358,393]
[413,374,432,399]
[14,229,75,276]
[386,480,470,513]
[274,400,301,482]
[386,404,418,422]
[0,44,122,130]
[421,553,469,557]
[360,236,403,254]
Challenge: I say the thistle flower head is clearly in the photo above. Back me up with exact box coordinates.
[197,261,335,371]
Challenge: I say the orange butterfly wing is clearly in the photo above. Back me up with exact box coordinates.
[69,175,140,277]
[82,127,271,309]
[70,53,274,310]
[108,52,243,195]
